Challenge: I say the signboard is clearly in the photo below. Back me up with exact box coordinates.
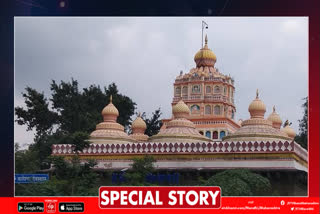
[15,174,49,184]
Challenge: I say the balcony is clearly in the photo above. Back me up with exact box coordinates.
[173,95,233,104]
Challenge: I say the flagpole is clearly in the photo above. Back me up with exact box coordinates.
[202,21,208,48]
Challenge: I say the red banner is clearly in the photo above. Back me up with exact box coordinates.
[99,186,221,209]
[2,194,319,213]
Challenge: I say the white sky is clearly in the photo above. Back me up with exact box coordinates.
[14,17,308,148]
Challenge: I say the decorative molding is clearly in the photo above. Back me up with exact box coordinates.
[52,141,307,163]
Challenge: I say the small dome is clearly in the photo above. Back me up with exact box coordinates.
[132,114,147,130]
[267,106,282,129]
[248,89,266,118]
[172,100,190,118]
[282,124,296,139]
[194,35,216,67]
[102,95,119,121]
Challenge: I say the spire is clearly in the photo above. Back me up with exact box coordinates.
[273,105,276,112]
[110,95,113,103]
[205,34,208,45]
[256,89,259,99]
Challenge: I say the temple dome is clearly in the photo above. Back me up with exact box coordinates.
[194,35,216,67]
[102,96,119,121]
[132,114,147,130]
[130,114,148,142]
[248,89,266,119]
[267,106,282,129]
[172,100,190,118]
[90,96,135,144]
[150,100,211,143]
[223,90,291,142]
[282,124,296,139]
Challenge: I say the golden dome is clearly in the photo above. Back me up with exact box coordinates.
[172,100,190,118]
[282,124,296,139]
[267,106,282,129]
[102,95,119,118]
[194,35,216,67]
[132,114,147,130]
[248,89,266,119]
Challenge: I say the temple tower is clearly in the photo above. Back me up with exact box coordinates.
[162,34,240,141]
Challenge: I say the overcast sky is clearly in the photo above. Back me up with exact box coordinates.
[14,17,308,148]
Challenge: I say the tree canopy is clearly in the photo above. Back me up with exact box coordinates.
[124,155,156,186]
[16,80,137,136]
[15,156,99,196]
[140,108,163,137]
[294,97,308,150]
[203,169,272,196]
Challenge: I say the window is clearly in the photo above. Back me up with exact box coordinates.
[199,131,204,135]
[175,87,181,96]
[214,86,220,93]
[205,105,211,114]
[220,131,226,139]
[205,131,211,138]
[212,131,218,139]
[224,87,227,95]
[214,105,221,115]
[191,104,200,114]
[192,85,201,93]
[206,86,211,93]
[231,110,235,119]
[182,86,188,95]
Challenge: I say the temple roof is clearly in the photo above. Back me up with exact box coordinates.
[90,96,135,144]
[223,90,292,142]
[149,100,211,142]
[130,114,149,142]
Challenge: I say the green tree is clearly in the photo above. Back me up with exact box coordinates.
[15,87,58,136]
[16,80,136,137]
[203,169,272,196]
[143,108,163,137]
[15,156,99,196]
[124,155,156,186]
[15,143,39,173]
[15,80,137,170]
[294,97,308,150]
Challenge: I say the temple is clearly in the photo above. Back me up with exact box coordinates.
[162,35,239,141]
[51,32,308,195]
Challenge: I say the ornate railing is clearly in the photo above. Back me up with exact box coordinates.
[52,141,307,162]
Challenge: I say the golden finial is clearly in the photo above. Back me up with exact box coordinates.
[273,105,276,112]
[110,95,113,103]
[256,89,259,99]
[205,34,208,45]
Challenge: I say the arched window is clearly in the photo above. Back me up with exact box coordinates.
[175,87,181,96]
[220,131,226,139]
[205,131,211,138]
[205,105,211,114]
[224,87,227,95]
[214,105,221,115]
[190,104,200,114]
[212,131,218,139]
[206,86,211,94]
[182,86,188,95]
[231,110,235,119]
[192,85,201,93]
[214,86,220,93]
[199,131,204,135]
